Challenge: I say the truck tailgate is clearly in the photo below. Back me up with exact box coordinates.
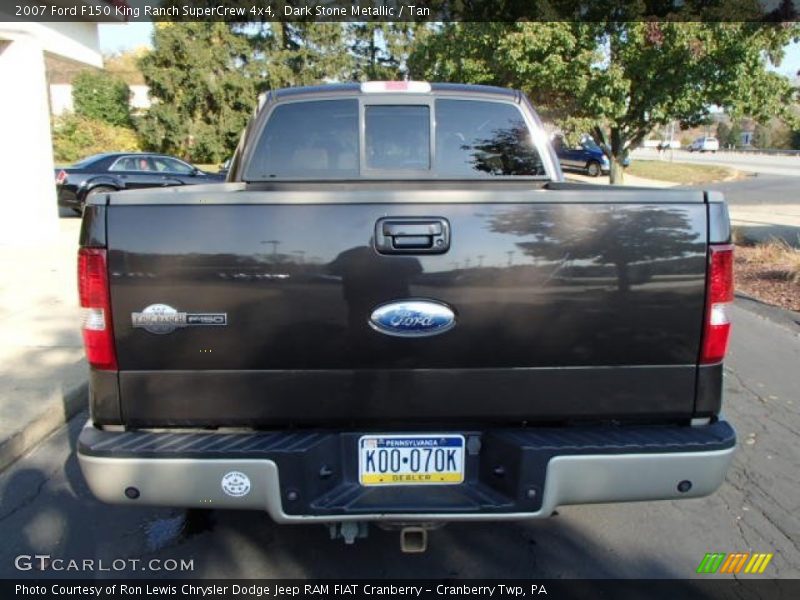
[104,186,708,426]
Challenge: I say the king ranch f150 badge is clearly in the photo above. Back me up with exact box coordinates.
[131,304,227,335]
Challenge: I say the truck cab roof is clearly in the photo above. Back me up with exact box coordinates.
[271,82,520,102]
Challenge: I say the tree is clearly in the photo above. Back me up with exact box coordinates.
[716,121,731,147]
[769,119,795,149]
[408,22,594,115]
[52,114,140,163]
[751,122,773,148]
[409,22,800,183]
[727,120,744,148]
[793,129,800,150]
[103,48,147,85]
[137,23,257,163]
[72,69,131,127]
[137,22,371,162]
[246,22,352,90]
[487,205,699,293]
[347,23,417,81]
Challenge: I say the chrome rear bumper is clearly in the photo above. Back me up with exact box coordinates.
[78,421,736,523]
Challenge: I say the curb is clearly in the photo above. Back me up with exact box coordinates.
[0,380,87,474]
[735,293,800,334]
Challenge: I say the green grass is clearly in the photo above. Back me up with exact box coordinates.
[626,160,738,184]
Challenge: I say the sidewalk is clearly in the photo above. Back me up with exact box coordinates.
[727,204,800,246]
[0,218,86,472]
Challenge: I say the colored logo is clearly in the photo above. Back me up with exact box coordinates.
[369,299,456,338]
[696,552,773,574]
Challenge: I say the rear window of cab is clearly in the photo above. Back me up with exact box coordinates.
[243,98,546,180]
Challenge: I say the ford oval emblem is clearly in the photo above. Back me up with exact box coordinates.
[369,299,456,338]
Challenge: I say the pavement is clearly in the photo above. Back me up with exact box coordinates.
[0,218,86,473]
[627,148,800,245]
[703,175,800,247]
[0,298,797,578]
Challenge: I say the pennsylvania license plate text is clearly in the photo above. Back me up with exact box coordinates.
[358,435,465,486]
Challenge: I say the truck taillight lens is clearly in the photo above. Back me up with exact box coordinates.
[78,248,117,370]
[700,244,734,364]
[56,170,67,185]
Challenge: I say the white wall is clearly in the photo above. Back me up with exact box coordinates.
[50,83,74,115]
[0,33,59,242]
[129,84,150,110]
[0,21,103,243]
[0,21,102,67]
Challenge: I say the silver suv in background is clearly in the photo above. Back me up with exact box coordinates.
[689,137,719,153]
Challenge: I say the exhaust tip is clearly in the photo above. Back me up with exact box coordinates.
[400,527,428,553]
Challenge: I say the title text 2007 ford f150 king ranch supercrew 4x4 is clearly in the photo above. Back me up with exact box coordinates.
[76,82,736,551]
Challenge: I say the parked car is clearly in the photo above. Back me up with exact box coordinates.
[76,82,735,552]
[55,152,225,214]
[553,135,630,177]
[688,137,719,153]
[217,157,232,178]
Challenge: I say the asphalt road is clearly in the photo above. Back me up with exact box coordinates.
[698,174,800,207]
[632,148,800,178]
[0,299,798,579]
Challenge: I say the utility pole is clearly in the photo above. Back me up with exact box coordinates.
[261,240,280,261]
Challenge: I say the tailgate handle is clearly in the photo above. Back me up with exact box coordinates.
[375,217,450,254]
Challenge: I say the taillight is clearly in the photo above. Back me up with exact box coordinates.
[700,244,734,364]
[56,170,68,185]
[78,248,117,370]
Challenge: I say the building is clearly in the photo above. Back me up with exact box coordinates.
[0,11,122,242]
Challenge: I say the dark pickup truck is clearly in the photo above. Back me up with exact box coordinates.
[77,82,735,551]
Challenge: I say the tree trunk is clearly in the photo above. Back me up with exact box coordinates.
[593,125,626,185]
[609,156,625,185]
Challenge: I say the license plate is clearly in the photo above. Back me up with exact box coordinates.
[358,434,465,486]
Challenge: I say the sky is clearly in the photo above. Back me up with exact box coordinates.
[98,23,800,79]
[99,22,154,54]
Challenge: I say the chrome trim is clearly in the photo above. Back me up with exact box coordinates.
[368,299,457,338]
[78,442,735,523]
[103,185,704,206]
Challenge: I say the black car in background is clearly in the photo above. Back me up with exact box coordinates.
[56,153,225,214]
